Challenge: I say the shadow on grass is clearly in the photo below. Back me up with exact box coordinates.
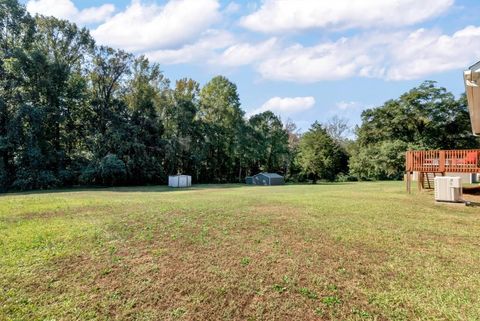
[466,202,480,207]
[0,181,376,197]
[0,183,250,197]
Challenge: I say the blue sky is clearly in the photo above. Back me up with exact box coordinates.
[23,0,480,131]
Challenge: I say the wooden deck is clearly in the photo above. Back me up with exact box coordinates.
[405,149,480,192]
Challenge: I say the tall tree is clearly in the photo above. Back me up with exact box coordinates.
[248,111,289,174]
[32,16,95,183]
[162,78,200,177]
[81,46,133,185]
[123,55,166,184]
[297,122,348,182]
[284,119,301,180]
[199,76,245,182]
[0,0,36,189]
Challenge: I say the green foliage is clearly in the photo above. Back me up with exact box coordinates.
[98,154,127,186]
[297,122,348,182]
[322,296,341,306]
[349,140,409,180]
[299,287,318,300]
[240,257,251,266]
[352,81,480,180]
[248,111,289,174]
[1,1,478,190]
[0,0,293,191]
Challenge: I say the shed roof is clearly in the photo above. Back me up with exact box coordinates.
[256,172,283,178]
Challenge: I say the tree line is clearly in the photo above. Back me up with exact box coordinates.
[1,1,478,191]
[1,0,297,191]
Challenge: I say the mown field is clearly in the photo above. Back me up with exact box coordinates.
[1,182,480,320]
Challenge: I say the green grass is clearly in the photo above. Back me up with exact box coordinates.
[1,182,480,320]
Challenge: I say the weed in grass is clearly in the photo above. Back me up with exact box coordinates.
[240,257,250,266]
[337,267,347,275]
[101,268,112,276]
[272,284,287,294]
[171,307,186,318]
[326,284,338,292]
[217,287,227,296]
[352,307,371,318]
[299,287,318,300]
[314,307,324,316]
[322,296,341,306]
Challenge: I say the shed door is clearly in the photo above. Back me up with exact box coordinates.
[179,176,187,187]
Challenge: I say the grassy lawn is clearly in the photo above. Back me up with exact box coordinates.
[1,182,480,320]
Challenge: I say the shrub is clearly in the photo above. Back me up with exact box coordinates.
[98,154,127,186]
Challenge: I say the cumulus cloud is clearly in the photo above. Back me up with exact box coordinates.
[240,0,453,33]
[92,0,221,52]
[26,0,115,24]
[387,26,480,80]
[145,30,235,65]
[336,101,360,111]
[217,38,277,66]
[248,96,315,117]
[146,34,277,67]
[256,25,480,82]
[224,2,241,14]
[257,35,387,82]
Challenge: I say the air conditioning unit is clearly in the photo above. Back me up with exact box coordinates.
[434,177,463,202]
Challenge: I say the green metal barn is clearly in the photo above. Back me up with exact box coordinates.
[248,173,284,185]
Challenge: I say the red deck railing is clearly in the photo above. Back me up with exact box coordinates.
[406,149,480,173]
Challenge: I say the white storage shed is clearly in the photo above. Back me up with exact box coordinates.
[168,175,192,188]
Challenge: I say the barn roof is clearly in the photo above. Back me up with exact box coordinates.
[256,172,283,178]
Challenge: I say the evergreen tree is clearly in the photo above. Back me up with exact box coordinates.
[297,122,348,182]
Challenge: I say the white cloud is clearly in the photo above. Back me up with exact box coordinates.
[256,25,480,82]
[146,34,277,67]
[257,35,387,82]
[387,26,480,80]
[26,0,115,24]
[224,2,241,14]
[145,30,235,64]
[248,96,315,117]
[336,101,360,111]
[240,0,453,33]
[217,38,277,66]
[92,0,221,52]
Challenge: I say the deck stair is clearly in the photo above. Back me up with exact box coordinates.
[421,172,442,190]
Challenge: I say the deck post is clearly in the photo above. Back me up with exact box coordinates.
[406,171,411,193]
[439,150,446,174]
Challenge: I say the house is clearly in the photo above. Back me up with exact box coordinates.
[168,175,191,188]
[464,60,480,135]
[247,173,284,185]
